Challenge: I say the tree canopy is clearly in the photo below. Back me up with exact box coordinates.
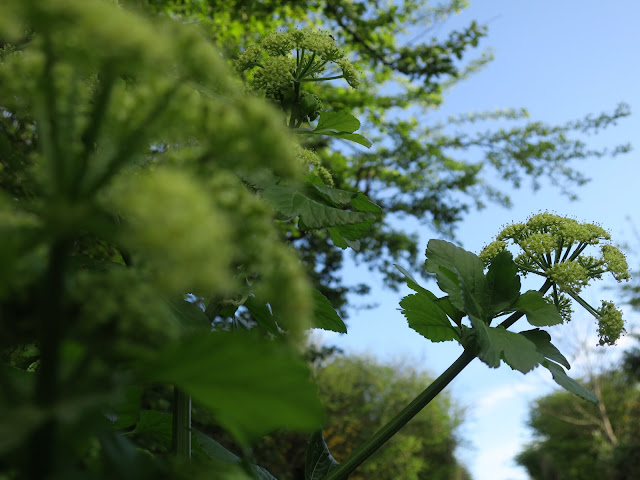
[144,0,630,313]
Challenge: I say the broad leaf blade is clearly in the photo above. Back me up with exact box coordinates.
[314,111,360,134]
[471,320,542,373]
[395,264,432,295]
[244,296,280,335]
[514,291,563,327]
[426,240,489,320]
[146,332,324,445]
[400,293,459,342]
[311,289,347,333]
[193,430,277,480]
[305,430,339,480]
[520,329,570,369]
[544,362,597,403]
[486,250,521,316]
[263,185,374,229]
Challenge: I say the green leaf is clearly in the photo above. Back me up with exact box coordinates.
[131,410,173,448]
[311,184,355,206]
[107,385,142,429]
[471,320,542,373]
[425,240,489,321]
[486,250,521,316]
[305,430,339,480]
[435,296,465,325]
[166,298,210,333]
[193,430,277,480]
[314,111,360,134]
[520,329,570,369]
[544,362,597,403]
[514,291,563,327]
[309,112,372,147]
[350,193,382,213]
[326,132,372,148]
[399,293,459,342]
[263,184,374,229]
[145,332,323,445]
[311,289,347,333]
[244,296,280,335]
[395,264,431,295]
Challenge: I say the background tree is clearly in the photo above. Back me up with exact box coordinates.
[143,0,630,314]
[215,353,471,480]
[515,351,640,480]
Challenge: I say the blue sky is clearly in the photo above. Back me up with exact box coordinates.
[318,2,640,479]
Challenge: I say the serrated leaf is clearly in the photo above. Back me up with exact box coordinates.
[145,332,323,445]
[435,296,465,325]
[244,296,280,335]
[395,264,431,295]
[263,185,374,229]
[350,193,382,213]
[471,320,542,373]
[486,250,521,316]
[399,293,459,342]
[311,184,355,206]
[514,291,563,327]
[311,289,347,333]
[305,430,339,480]
[315,111,360,134]
[544,362,597,403]
[520,329,570,369]
[426,240,489,321]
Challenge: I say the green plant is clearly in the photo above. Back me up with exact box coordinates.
[0,1,632,479]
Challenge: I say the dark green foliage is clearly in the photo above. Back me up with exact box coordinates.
[516,366,640,480]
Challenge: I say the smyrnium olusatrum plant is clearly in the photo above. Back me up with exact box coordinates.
[319,213,631,480]
[480,212,629,345]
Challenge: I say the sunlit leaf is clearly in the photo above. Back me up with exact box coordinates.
[514,291,563,327]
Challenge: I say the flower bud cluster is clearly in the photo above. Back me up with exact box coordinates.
[480,212,630,343]
[596,300,625,346]
[236,29,360,104]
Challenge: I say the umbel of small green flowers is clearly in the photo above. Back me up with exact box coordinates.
[236,29,359,126]
[480,212,630,346]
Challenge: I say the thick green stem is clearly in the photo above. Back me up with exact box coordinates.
[172,387,192,459]
[324,279,555,480]
[29,239,71,480]
[323,349,476,480]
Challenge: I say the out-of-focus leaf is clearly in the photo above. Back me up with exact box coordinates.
[144,332,323,445]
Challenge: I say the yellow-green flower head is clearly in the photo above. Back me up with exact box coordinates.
[545,261,590,292]
[479,240,507,265]
[261,30,295,56]
[337,58,360,88]
[496,222,526,242]
[596,300,625,346]
[252,56,296,101]
[297,146,334,186]
[519,233,556,256]
[236,29,359,90]
[601,245,630,281]
[294,29,344,62]
[545,293,573,323]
